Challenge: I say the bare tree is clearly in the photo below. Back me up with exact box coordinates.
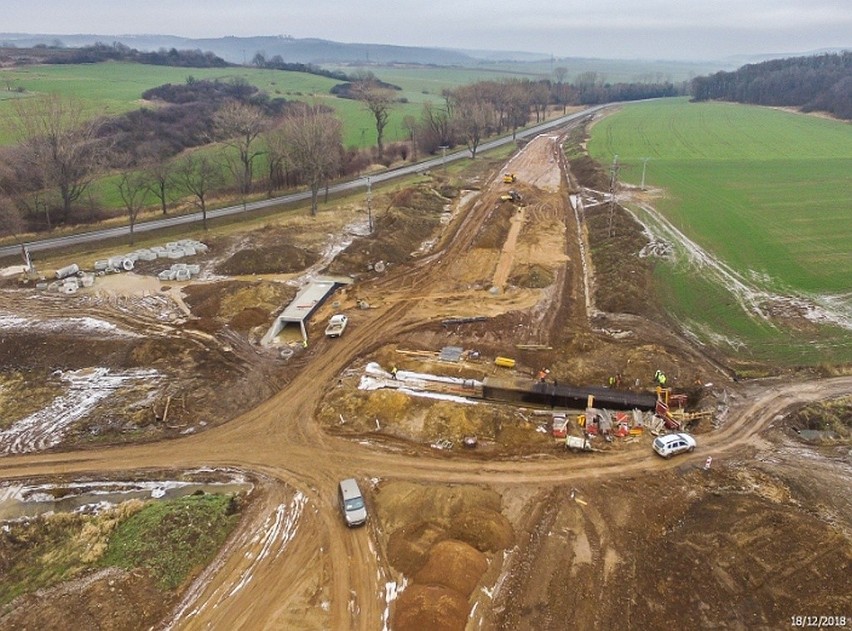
[213,100,269,195]
[0,196,25,241]
[352,78,394,161]
[280,104,342,216]
[138,144,176,215]
[116,170,150,244]
[144,160,176,216]
[504,80,532,139]
[261,126,291,197]
[177,153,221,230]
[451,86,495,159]
[402,115,418,161]
[10,94,107,227]
[419,101,453,154]
[528,81,551,123]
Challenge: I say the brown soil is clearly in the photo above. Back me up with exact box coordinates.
[1,568,168,631]
[0,112,850,631]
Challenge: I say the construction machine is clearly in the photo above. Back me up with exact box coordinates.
[502,173,516,183]
[500,189,522,203]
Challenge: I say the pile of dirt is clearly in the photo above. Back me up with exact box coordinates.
[565,145,659,319]
[375,481,514,631]
[584,204,656,316]
[182,280,295,331]
[319,383,556,453]
[472,202,515,250]
[787,396,851,440]
[413,539,488,596]
[393,584,469,631]
[325,185,449,274]
[0,331,139,372]
[215,243,319,276]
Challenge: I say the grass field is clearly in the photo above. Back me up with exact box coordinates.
[588,98,852,364]
[0,61,428,148]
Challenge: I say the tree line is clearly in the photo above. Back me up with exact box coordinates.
[0,41,229,68]
[0,70,680,243]
[690,52,852,120]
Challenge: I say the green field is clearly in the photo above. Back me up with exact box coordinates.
[0,61,430,148]
[588,98,852,364]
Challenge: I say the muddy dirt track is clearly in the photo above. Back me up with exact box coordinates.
[1,128,851,630]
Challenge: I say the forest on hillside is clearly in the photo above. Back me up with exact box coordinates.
[690,52,852,119]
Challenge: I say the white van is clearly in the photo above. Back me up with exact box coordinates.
[338,478,367,527]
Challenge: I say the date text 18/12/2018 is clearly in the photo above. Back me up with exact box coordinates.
[791,616,847,627]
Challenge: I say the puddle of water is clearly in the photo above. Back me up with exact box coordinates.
[0,480,253,521]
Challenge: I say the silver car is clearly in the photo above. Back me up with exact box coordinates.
[652,433,696,458]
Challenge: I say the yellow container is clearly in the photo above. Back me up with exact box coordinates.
[494,356,516,368]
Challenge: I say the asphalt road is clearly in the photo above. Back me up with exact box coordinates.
[0,105,605,261]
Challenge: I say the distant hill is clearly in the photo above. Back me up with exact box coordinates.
[5,32,841,83]
[0,33,505,66]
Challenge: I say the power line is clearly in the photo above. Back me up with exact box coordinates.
[608,155,619,238]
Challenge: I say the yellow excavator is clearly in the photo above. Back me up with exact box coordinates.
[502,173,516,183]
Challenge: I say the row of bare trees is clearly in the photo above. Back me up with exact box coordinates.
[1,72,679,243]
[0,94,343,241]
[0,77,541,242]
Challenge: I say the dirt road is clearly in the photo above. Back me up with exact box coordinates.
[1,128,849,630]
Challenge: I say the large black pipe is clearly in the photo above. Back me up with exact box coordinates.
[482,377,657,411]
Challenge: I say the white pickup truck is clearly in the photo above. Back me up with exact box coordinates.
[325,314,349,338]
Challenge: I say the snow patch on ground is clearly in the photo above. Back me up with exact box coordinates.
[629,202,852,332]
[358,362,480,404]
[227,492,307,598]
[0,312,140,337]
[0,367,159,455]
[381,577,407,631]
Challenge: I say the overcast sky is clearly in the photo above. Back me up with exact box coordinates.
[5,0,851,60]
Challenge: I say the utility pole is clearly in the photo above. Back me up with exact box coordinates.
[640,157,651,190]
[608,155,619,238]
[365,176,373,233]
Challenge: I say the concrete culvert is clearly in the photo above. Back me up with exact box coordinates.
[55,263,79,279]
